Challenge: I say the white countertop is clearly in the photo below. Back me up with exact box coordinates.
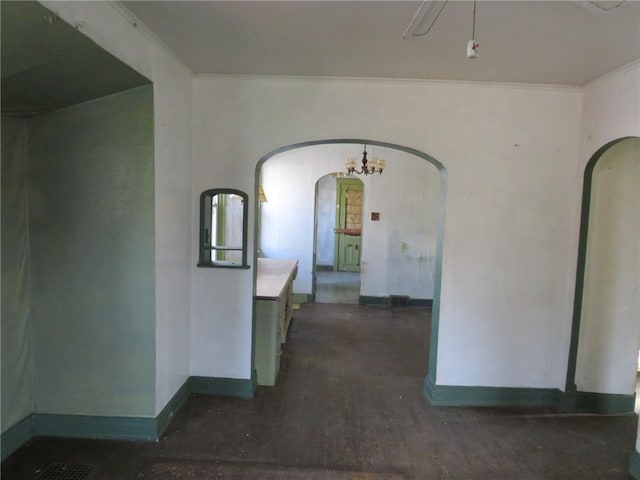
[255,258,298,299]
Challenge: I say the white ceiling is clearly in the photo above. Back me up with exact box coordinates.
[121,1,640,86]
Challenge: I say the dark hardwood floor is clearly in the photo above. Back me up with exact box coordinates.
[2,303,637,479]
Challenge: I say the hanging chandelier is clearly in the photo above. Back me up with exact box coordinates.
[345,145,385,176]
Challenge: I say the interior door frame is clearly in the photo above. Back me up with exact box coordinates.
[254,138,446,389]
[334,177,364,272]
[562,136,639,412]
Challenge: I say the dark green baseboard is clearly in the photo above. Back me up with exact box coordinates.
[1,415,34,461]
[425,378,637,414]
[575,390,636,414]
[157,378,191,437]
[189,375,255,399]
[33,413,158,441]
[629,451,640,479]
[359,295,433,307]
[408,299,433,307]
[1,412,158,462]
[424,376,563,408]
[359,295,391,306]
[1,375,256,461]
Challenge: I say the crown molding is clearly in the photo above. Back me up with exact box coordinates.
[582,59,640,90]
[195,73,581,93]
[107,1,194,77]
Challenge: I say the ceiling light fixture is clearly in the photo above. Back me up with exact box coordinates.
[345,146,385,176]
[404,0,478,59]
[403,0,449,39]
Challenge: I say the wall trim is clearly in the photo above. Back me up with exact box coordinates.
[156,378,191,438]
[195,72,581,92]
[408,298,433,307]
[359,295,390,306]
[424,377,563,408]
[629,450,640,480]
[424,378,635,414]
[32,413,158,441]
[575,391,636,414]
[0,375,255,461]
[189,375,255,399]
[106,1,194,76]
[358,295,433,307]
[582,58,640,90]
[564,136,640,409]
[1,416,34,461]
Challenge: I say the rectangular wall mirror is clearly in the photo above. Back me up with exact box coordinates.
[198,188,249,268]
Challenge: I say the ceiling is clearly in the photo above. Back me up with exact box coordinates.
[121,0,640,86]
[1,1,150,116]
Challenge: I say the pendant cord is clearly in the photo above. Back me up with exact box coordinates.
[472,0,477,39]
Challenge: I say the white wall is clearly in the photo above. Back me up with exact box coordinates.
[579,61,640,169]
[42,1,194,415]
[192,75,583,388]
[260,144,439,299]
[364,151,438,299]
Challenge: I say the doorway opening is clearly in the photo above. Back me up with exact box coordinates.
[565,136,640,414]
[255,138,446,386]
[313,174,363,304]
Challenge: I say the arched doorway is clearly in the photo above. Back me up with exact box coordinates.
[564,136,640,413]
[254,138,447,387]
[313,173,363,304]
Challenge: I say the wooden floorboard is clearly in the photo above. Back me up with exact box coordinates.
[2,303,637,479]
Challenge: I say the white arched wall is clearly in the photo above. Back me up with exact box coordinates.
[572,62,640,478]
[258,143,439,301]
[566,64,640,414]
[574,138,640,400]
[191,75,584,395]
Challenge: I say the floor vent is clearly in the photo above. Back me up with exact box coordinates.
[39,463,93,480]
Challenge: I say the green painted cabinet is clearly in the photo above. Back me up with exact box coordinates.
[254,258,298,386]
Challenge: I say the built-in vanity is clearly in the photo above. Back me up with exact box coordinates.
[254,258,298,386]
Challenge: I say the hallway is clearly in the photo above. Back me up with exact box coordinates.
[2,303,638,479]
[315,270,360,304]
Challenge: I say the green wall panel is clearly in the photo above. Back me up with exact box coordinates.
[1,117,35,434]
[27,85,156,417]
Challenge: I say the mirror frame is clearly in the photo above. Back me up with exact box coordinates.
[198,188,250,269]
